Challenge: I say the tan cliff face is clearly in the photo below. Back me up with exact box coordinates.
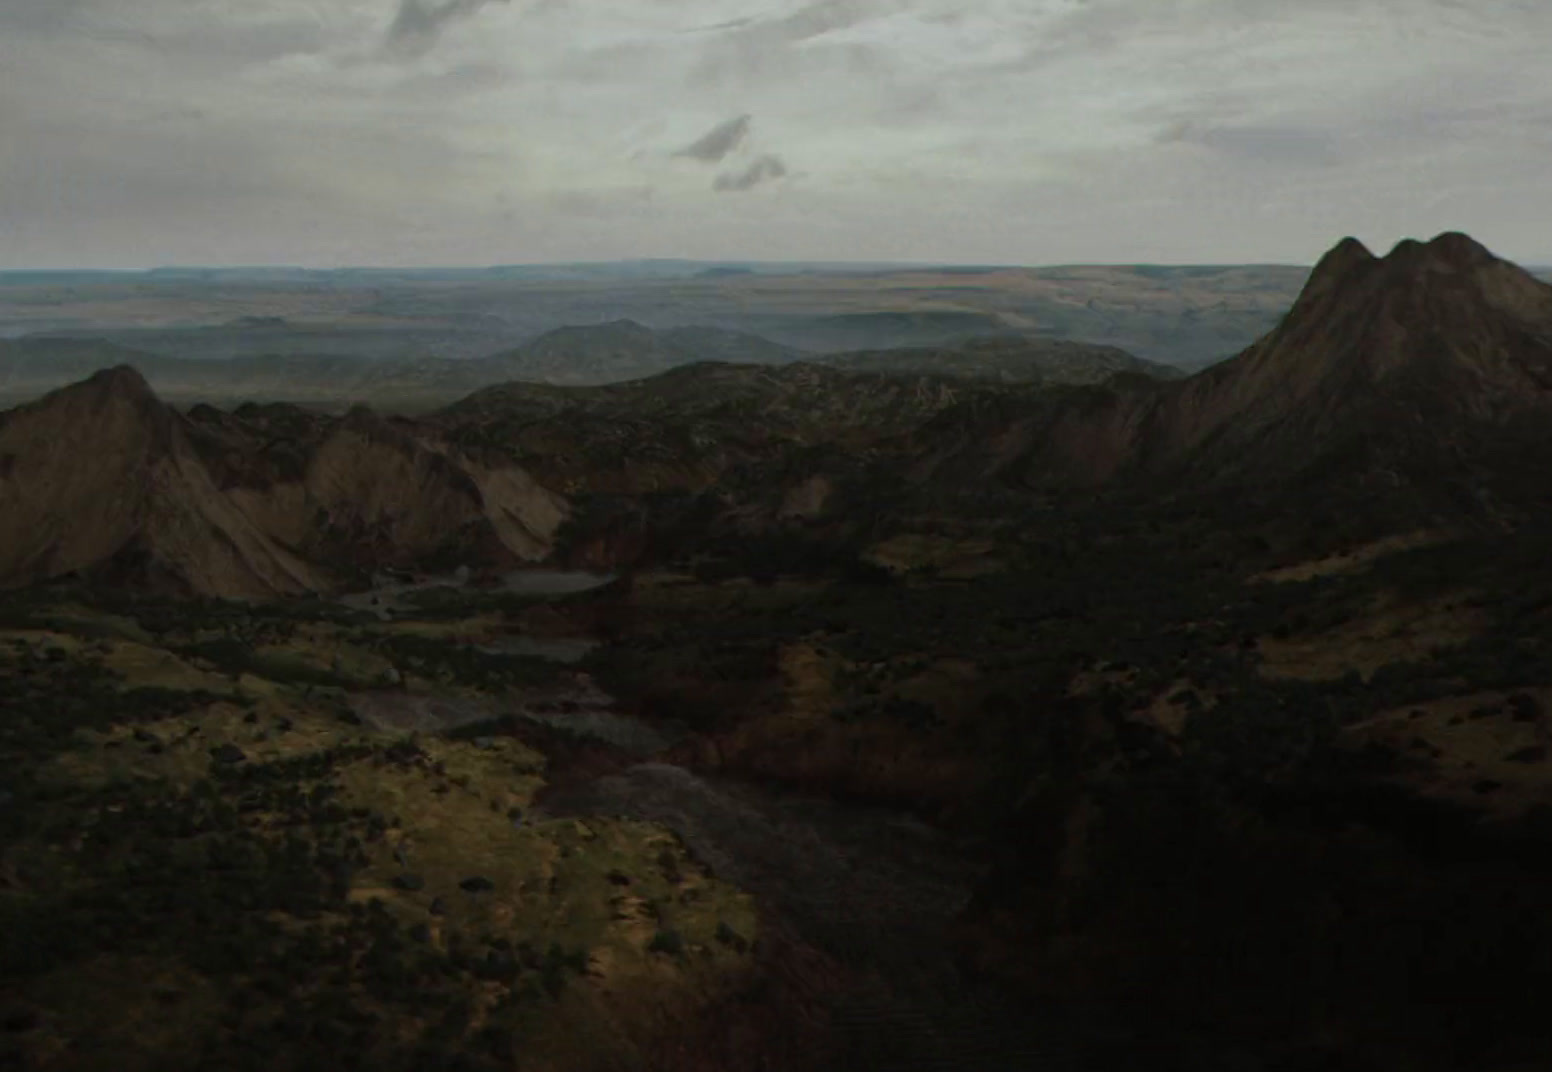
[0,367,568,597]
[0,367,322,597]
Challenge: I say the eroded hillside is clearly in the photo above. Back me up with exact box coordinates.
[0,370,567,597]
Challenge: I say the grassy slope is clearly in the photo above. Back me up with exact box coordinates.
[0,596,757,1072]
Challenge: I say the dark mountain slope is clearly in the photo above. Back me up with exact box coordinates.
[818,336,1183,385]
[918,233,1552,503]
[439,361,1034,497]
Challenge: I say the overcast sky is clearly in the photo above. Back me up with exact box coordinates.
[2,0,1550,268]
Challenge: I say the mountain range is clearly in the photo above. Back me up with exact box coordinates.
[3,231,1550,596]
[0,322,1170,411]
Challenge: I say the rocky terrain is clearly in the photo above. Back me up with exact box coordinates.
[7,232,1552,1071]
[818,335,1185,384]
[0,370,566,597]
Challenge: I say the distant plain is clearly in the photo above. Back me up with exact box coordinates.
[0,260,1395,384]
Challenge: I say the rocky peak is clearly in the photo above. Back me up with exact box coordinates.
[78,364,158,403]
[1382,231,1498,275]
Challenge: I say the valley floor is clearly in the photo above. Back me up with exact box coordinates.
[7,509,1552,1071]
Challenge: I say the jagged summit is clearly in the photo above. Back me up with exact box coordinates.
[59,363,161,409]
[13,361,176,446]
[1317,234,1377,271]
[1269,231,1550,355]
[82,363,154,392]
[1296,231,1510,308]
[1385,231,1498,271]
[1332,235,1375,257]
[949,231,1552,495]
[1168,230,1552,482]
[1291,236,1380,308]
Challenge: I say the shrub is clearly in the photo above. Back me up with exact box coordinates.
[646,929,684,957]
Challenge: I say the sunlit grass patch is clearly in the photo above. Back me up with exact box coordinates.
[1256,590,1486,682]
[1,589,765,1070]
[331,737,756,979]
[100,639,235,694]
[17,605,156,645]
[0,629,87,657]
[43,699,371,791]
[1345,688,1552,816]
[1252,530,1453,585]
[863,533,1001,577]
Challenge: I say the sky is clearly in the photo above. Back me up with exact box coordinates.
[2,0,1550,268]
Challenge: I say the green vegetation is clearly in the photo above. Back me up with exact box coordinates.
[571,502,1552,1068]
[369,633,560,692]
[0,590,756,1072]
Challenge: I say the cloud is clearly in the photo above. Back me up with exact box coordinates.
[384,0,511,60]
[674,114,752,163]
[3,0,1552,267]
[0,0,90,34]
[713,153,788,192]
[686,0,908,91]
[1157,121,1345,168]
[764,0,883,44]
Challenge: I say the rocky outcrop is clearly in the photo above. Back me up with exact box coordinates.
[0,368,568,597]
[921,232,1552,494]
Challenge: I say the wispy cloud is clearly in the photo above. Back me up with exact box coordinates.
[1157,120,1346,168]
[714,153,788,192]
[384,0,510,61]
[674,114,752,163]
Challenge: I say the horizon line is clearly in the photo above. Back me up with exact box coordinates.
[0,258,1326,274]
